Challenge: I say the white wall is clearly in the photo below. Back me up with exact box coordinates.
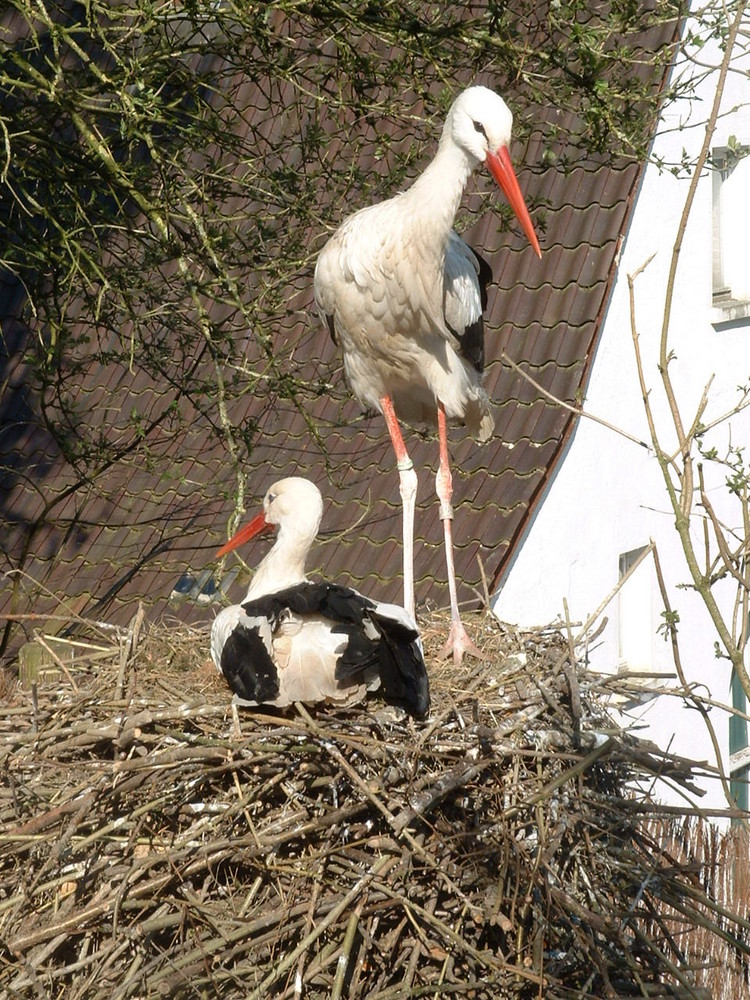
[494,14,750,814]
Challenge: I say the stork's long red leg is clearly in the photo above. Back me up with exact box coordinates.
[436,401,482,664]
[380,396,417,619]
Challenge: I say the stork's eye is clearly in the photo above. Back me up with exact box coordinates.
[472,120,487,137]
[267,493,276,504]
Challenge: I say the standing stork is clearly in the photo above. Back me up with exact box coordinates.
[314,85,541,664]
[211,477,430,717]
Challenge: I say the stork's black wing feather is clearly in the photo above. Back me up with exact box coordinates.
[455,245,492,374]
[371,611,430,718]
[241,582,375,627]
[323,312,338,346]
[473,246,492,313]
[220,623,280,703]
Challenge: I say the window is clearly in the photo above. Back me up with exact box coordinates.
[170,567,232,604]
[617,545,653,674]
[712,142,750,321]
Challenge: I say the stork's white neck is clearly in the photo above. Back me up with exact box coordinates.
[243,521,317,600]
[404,132,477,237]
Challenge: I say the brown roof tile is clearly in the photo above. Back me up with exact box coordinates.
[0,8,680,658]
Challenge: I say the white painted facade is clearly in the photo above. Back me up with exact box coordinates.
[494,14,750,815]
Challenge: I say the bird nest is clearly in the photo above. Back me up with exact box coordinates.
[1,608,747,999]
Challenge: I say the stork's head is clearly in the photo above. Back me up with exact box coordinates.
[216,478,324,557]
[446,86,541,258]
[447,87,514,162]
[262,478,324,531]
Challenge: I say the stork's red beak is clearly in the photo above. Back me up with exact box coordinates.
[216,511,274,558]
[486,146,541,258]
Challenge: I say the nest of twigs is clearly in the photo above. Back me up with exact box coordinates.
[1,608,747,998]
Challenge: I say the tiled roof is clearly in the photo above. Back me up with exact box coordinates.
[0,9,680,659]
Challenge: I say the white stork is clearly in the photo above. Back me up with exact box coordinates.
[211,477,430,717]
[314,84,541,664]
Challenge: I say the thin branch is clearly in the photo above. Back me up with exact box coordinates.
[500,351,653,452]
[650,540,736,811]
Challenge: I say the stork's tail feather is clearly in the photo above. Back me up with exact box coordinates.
[461,383,495,442]
[476,407,495,443]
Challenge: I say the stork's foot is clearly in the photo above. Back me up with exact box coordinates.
[230,702,243,739]
[440,621,483,664]
[372,704,408,727]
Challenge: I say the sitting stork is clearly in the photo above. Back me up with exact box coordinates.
[211,477,430,717]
